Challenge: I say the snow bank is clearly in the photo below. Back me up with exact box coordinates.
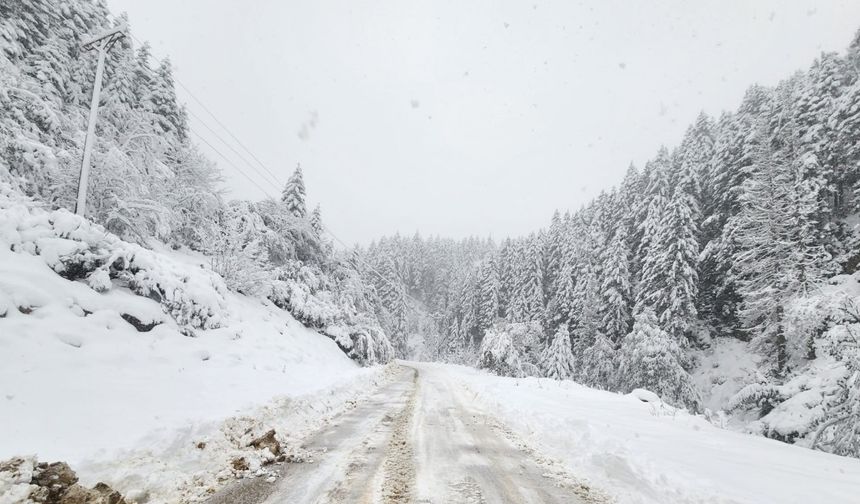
[0,185,391,502]
[426,363,860,504]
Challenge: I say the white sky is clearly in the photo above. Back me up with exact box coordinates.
[107,0,860,245]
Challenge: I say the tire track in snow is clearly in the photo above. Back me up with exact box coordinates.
[379,367,418,503]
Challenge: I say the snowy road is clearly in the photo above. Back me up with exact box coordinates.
[207,363,605,504]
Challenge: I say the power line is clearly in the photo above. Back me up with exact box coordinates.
[174,78,285,186]
[185,106,281,188]
[123,28,425,307]
[128,32,285,187]
[122,32,280,199]
[188,129,277,199]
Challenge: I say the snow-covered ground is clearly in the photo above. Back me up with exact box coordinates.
[420,362,860,504]
[0,238,389,503]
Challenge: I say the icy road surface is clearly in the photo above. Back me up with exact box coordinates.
[208,363,606,504]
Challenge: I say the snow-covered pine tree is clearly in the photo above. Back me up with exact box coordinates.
[132,42,155,106]
[497,239,515,318]
[570,216,603,372]
[541,323,575,379]
[310,204,324,236]
[477,259,500,334]
[617,309,702,411]
[697,112,743,338]
[376,254,410,358]
[149,58,188,141]
[832,76,860,216]
[457,269,480,347]
[635,148,671,313]
[794,52,849,214]
[508,236,544,323]
[733,118,835,375]
[547,258,576,335]
[522,234,546,322]
[282,164,307,218]
[676,112,713,226]
[658,157,700,342]
[581,330,617,390]
[600,226,632,343]
[543,209,565,300]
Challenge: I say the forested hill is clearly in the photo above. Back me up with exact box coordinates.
[0,1,395,364]
[358,30,860,457]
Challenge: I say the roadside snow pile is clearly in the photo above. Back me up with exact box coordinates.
[436,363,860,504]
[0,184,392,503]
[70,366,393,503]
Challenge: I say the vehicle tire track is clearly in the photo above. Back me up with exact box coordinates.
[380,367,418,503]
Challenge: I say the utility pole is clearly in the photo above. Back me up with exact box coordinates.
[74,24,126,217]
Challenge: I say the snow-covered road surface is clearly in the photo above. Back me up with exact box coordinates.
[411,363,604,503]
[207,363,606,504]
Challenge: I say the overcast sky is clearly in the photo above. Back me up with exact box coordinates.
[107,0,860,245]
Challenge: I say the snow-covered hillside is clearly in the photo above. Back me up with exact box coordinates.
[0,186,391,503]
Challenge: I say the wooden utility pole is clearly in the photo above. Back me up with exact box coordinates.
[75,24,126,217]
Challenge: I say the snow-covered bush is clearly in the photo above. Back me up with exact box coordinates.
[811,320,860,456]
[477,321,544,377]
[479,326,523,377]
[720,275,860,453]
[270,277,338,328]
[726,382,787,416]
[205,201,271,296]
[268,259,394,365]
[728,360,846,444]
[617,309,702,412]
[0,184,229,330]
[325,322,393,366]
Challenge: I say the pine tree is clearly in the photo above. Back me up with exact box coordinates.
[658,161,700,341]
[496,239,515,318]
[733,120,835,375]
[570,218,603,367]
[541,323,575,379]
[310,204,324,236]
[635,186,669,311]
[544,210,565,300]
[617,309,702,411]
[509,235,544,323]
[477,259,500,333]
[581,331,617,390]
[636,147,671,311]
[600,227,632,343]
[132,42,155,106]
[676,112,713,225]
[377,255,409,358]
[149,58,188,141]
[547,258,576,334]
[832,78,860,215]
[523,235,546,321]
[282,164,307,218]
